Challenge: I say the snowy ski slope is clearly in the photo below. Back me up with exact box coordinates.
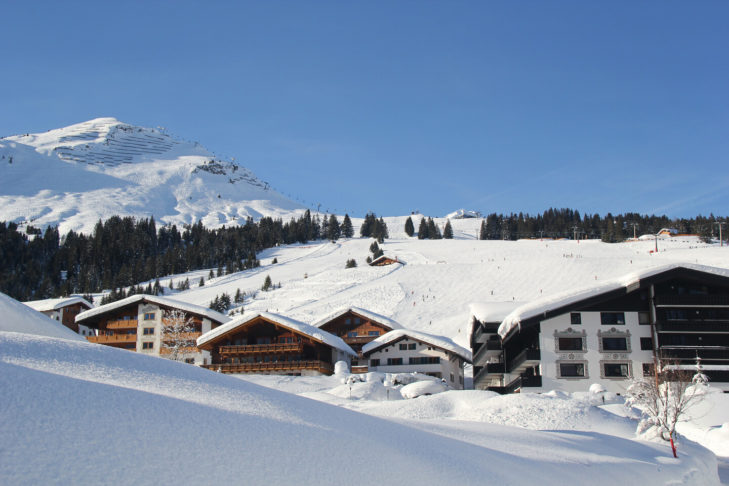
[158,227,729,350]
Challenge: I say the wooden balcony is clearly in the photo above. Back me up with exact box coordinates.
[159,346,199,355]
[161,331,202,342]
[218,343,304,355]
[203,360,332,375]
[106,319,138,329]
[88,333,137,345]
[343,336,376,345]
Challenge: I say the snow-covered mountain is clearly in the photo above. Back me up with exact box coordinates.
[0,118,305,234]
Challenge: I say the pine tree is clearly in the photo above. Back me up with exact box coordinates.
[345,258,357,268]
[262,275,272,291]
[417,218,428,240]
[327,214,341,240]
[479,220,487,240]
[198,277,205,287]
[443,219,453,239]
[341,214,354,238]
[404,216,414,237]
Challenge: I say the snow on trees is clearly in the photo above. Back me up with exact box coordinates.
[161,309,198,362]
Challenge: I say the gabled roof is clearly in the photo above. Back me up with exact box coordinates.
[497,263,729,338]
[75,294,230,326]
[369,255,404,266]
[312,306,403,331]
[197,312,356,356]
[361,329,472,363]
[469,302,525,324]
[24,296,93,313]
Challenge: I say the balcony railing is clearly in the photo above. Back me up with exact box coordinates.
[203,360,332,374]
[218,343,304,354]
[161,332,202,342]
[106,319,138,329]
[88,334,137,345]
[657,322,729,333]
[488,374,543,394]
[655,295,729,307]
[472,362,506,388]
[473,340,503,365]
[343,336,376,344]
[506,349,541,372]
[660,347,729,360]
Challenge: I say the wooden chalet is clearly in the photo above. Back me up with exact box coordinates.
[369,255,403,267]
[312,307,402,373]
[24,296,93,334]
[197,312,356,375]
[75,295,229,364]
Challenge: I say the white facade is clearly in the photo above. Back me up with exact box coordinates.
[135,303,215,365]
[529,310,655,393]
[365,337,466,389]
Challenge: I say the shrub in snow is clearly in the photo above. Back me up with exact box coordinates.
[626,363,706,457]
[333,361,349,376]
[589,383,607,394]
[400,380,448,399]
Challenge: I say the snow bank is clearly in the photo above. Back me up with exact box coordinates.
[0,292,83,341]
[1,332,720,485]
[401,380,448,398]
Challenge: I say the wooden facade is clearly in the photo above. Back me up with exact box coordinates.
[198,315,343,375]
[369,256,402,267]
[76,295,227,365]
[316,309,397,373]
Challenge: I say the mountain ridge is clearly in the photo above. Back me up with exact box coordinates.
[0,118,305,234]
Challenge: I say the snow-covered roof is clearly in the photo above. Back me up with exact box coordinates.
[312,306,403,331]
[362,329,472,363]
[76,294,230,325]
[197,312,356,356]
[497,263,729,338]
[23,296,93,313]
[369,255,404,266]
[469,302,525,324]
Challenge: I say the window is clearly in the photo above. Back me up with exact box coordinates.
[603,362,630,378]
[408,343,416,350]
[557,337,583,351]
[639,311,650,325]
[345,318,351,325]
[368,331,380,336]
[450,373,455,383]
[558,362,586,378]
[144,312,155,320]
[347,331,357,338]
[642,363,655,377]
[601,312,625,325]
[640,337,653,351]
[570,313,582,325]
[143,327,154,335]
[409,357,440,365]
[370,359,380,367]
[386,358,403,365]
[354,317,361,324]
[399,343,408,350]
[185,358,194,364]
[602,337,628,351]
[142,342,154,350]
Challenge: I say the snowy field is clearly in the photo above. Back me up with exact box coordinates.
[0,297,724,485]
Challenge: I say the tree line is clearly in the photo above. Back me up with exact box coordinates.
[475,209,723,242]
[0,209,375,302]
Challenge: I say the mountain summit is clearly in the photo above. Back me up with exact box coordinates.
[0,118,304,233]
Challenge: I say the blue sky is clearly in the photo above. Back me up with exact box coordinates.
[2,1,727,218]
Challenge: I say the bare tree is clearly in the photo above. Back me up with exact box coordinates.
[161,309,198,362]
[626,359,706,458]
